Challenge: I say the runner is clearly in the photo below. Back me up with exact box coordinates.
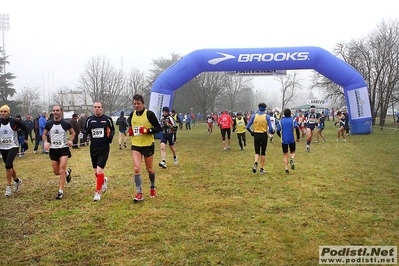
[42,105,75,199]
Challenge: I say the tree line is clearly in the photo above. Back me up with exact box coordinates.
[1,19,398,126]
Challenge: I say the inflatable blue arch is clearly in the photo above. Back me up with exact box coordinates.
[149,46,372,134]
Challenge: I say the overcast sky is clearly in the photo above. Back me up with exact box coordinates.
[1,0,397,102]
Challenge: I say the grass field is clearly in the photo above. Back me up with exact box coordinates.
[0,120,398,265]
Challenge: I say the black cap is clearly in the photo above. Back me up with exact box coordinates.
[237,112,242,116]
[16,114,22,119]
[162,106,169,113]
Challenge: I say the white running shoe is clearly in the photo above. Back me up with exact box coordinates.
[93,192,101,201]
[66,168,72,183]
[159,161,167,169]
[174,156,178,166]
[101,177,108,193]
[14,179,23,192]
[5,186,12,197]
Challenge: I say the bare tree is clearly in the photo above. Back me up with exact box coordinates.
[102,68,127,115]
[79,56,113,102]
[121,68,148,108]
[311,19,399,127]
[310,72,346,108]
[187,72,228,114]
[14,87,41,116]
[223,74,254,111]
[339,20,399,126]
[79,56,126,115]
[275,71,302,111]
[235,87,255,112]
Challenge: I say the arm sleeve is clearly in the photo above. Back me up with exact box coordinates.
[147,111,162,134]
[246,115,254,130]
[276,122,281,138]
[109,118,115,139]
[85,117,91,138]
[127,112,133,127]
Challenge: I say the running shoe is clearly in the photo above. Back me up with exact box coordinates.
[174,156,178,166]
[93,192,101,201]
[306,146,310,152]
[252,162,258,173]
[124,142,127,148]
[285,170,289,175]
[102,177,108,193]
[159,161,167,169]
[150,188,156,198]
[14,179,23,192]
[66,168,72,183]
[134,193,144,202]
[5,185,12,197]
[56,191,64,200]
[259,168,265,175]
[290,159,295,170]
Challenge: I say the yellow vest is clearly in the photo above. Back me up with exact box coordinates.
[253,113,268,133]
[236,117,246,134]
[130,109,154,147]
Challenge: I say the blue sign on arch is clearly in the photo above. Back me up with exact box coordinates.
[149,46,372,135]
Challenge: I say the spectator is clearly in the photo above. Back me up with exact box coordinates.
[39,110,48,154]
[15,115,27,156]
[342,108,350,135]
[178,113,184,129]
[25,115,34,143]
[396,110,399,132]
[70,114,80,149]
[78,113,87,147]
[33,114,41,153]
[116,111,128,150]
[185,113,192,130]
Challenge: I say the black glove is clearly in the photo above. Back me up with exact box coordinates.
[251,131,254,137]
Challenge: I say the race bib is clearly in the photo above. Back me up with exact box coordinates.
[0,138,12,144]
[51,140,63,148]
[133,126,142,136]
[92,128,105,138]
